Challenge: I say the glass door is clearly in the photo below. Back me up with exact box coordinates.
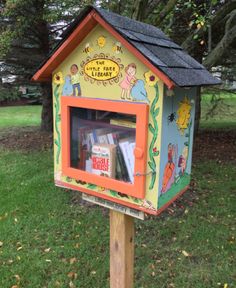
[61,96,148,199]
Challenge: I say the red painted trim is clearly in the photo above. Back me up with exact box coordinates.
[32,9,175,89]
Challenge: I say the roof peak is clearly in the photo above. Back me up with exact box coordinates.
[32,5,221,87]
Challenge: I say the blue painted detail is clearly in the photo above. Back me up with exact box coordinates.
[131,80,149,102]
[62,75,73,96]
[158,87,196,208]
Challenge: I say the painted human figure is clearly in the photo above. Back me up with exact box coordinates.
[70,64,81,96]
[119,63,137,100]
[178,146,188,175]
[161,143,176,193]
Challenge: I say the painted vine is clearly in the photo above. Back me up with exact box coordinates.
[54,84,61,165]
[148,83,160,190]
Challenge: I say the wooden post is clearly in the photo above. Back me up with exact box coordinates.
[110,210,134,288]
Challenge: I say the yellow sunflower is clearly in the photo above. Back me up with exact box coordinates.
[144,71,159,86]
[53,71,64,85]
[176,96,192,134]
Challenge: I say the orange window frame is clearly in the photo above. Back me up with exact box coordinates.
[61,96,149,199]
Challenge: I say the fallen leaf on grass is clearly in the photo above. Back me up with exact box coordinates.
[0,213,8,221]
[67,272,77,280]
[0,241,3,247]
[17,246,22,251]
[44,248,51,253]
[224,284,228,288]
[14,274,20,282]
[91,271,96,275]
[69,281,76,288]
[182,250,191,257]
[11,285,19,288]
[45,259,52,263]
[69,257,77,264]
[74,243,80,249]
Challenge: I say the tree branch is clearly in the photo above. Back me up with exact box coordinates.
[182,1,236,55]
[203,24,236,69]
[154,0,177,26]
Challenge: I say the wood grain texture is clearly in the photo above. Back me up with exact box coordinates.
[110,210,134,288]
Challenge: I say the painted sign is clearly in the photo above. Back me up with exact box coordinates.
[80,53,124,85]
[84,58,120,81]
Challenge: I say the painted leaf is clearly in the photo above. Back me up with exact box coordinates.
[153,151,159,157]
[148,161,156,171]
[148,123,155,134]
[153,108,160,117]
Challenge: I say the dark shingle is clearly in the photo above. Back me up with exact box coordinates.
[160,67,221,86]
[116,28,182,49]
[93,6,220,86]
[34,5,221,87]
[96,7,170,40]
[143,44,192,68]
[129,41,167,68]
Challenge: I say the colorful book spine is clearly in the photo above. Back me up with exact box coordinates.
[110,119,136,129]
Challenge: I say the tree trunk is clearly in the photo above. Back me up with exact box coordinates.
[40,82,53,132]
[132,0,148,21]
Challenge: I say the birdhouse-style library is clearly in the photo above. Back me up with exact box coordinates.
[32,6,220,217]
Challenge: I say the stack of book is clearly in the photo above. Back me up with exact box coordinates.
[77,119,136,183]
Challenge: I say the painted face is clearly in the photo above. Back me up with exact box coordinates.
[127,66,136,76]
[97,36,106,48]
[71,65,78,75]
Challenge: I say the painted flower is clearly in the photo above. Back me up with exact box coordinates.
[53,71,64,85]
[144,71,159,86]
[153,147,158,153]
[176,96,192,134]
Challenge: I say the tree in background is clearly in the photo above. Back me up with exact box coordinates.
[0,0,95,131]
[101,0,236,131]
[1,0,235,131]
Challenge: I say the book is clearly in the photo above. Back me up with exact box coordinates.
[110,119,136,129]
[91,144,116,178]
[110,132,130,182]
[119,138,135,183]
[128,142,135,175]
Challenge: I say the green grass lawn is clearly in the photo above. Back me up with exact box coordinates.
[200,92,236,129]
[0,96,235,287]
[0,105,41,128]
[0,150,235,287]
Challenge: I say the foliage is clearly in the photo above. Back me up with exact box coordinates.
[0,85,20,102]
[1,0,235,130]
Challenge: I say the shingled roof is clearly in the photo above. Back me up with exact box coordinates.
[33,5,221,87]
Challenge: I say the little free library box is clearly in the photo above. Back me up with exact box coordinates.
[33,6,220,217]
